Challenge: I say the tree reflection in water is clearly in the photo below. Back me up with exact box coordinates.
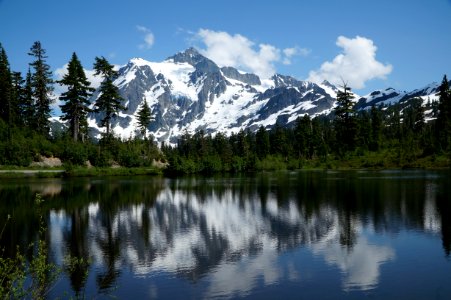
[0,170,450,298]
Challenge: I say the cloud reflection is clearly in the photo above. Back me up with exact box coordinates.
[312,232,395,291]
[49,179,398,297]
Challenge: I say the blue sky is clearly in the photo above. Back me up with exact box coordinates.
[0,0,450,95]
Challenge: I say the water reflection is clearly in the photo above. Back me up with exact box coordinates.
[312,224,395,291]
[0,170,450,298]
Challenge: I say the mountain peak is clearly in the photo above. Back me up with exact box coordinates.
[184,47,201,56]
[321,80,336,88]
[128,57,151,67]
[167,47,206,65]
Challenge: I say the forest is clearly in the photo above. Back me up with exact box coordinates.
[0,41,450,174]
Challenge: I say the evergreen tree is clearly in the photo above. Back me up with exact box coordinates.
[58,52,94,142]
[294,115,312,159]
[11,71,25,126]
[0,43,12,130]
[28,41,54,135]
[22,68,35,127]
[334,83,357,153]
[386,103,401,141]
[255,126,270,159]
[136,99,152,138]
[232,129,251,158]
[93,56,125,138]
[437,75,451,151]
[311,116,329,158]
[412,98,425,134]
[270,123,290,158]
[356,111,371,150]
[369,105,383,151]
[213,132,233,166]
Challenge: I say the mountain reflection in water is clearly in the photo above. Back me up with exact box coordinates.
[1,170,450,299]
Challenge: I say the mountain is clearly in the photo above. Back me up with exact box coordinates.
[355,83,440,110]
[85,48,442,143]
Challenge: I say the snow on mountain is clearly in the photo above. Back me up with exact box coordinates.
[355,81,442,111]
[85,48,443,143]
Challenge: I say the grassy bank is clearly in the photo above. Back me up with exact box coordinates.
[0,166,162,178]
[63,166,162,177]
[255,152,451,171]
[0,151,449,179]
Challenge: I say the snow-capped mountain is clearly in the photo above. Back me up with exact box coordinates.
[355,83,441,110]
[86,48,443,143]
[87,48,337,142]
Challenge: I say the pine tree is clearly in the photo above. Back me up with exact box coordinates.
[356,110,371,150]
[369,105,383,151]
[0,43,12,126]
[311,116,329,158]
[437,75,451,151]
[213,132,233,166]
[294,115,312,159]
[136,99,152,138]
[412,98,425,134]
[93,56,125,138]
[22,68,35,127]
[255,125,270,159]
[58,52,94,142]
[334,83,357,153]
[11,71,25,126]
[270,123,290,158]
[28,41,54,135]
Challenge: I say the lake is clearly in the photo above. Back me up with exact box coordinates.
[1,170,451,299]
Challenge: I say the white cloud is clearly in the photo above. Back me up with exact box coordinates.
[137,25,155,50]
[282,47,311,65]
[195,29,309,79]
[307,36,392,89]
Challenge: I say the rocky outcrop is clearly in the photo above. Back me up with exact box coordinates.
[30,156,62,168]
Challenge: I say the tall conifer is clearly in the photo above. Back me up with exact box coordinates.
[58,52,94,141]
[0,44,13,141]
[334,83,357,153]
[0,44,12,124]
[136,99,152,138]
[22,68,35,127]
[11,71,25,126]
[28,41,54,135]
[437,75,451,151]
[93,56,124,138]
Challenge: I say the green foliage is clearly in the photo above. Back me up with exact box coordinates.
[437,75,451,151]
[369,105,383,151]
[136,99,152,138]
[334,83,357,154]
[0,42,449,173]
[58,52,94,142]
[28,41,54,136]
[255,126,270,159]
[93,56,125,138]
[61,139,89,165]
[255,155,287,171]
[0,194,61,299]
[0,43,13,135]
[161,78,451,174]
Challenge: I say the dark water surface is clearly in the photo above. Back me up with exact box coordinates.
[1,170,451,299]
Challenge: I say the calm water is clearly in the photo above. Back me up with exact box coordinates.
[1,170,451,299]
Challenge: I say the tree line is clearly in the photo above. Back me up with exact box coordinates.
[0,41,157,167]
[163,79,451,174]
[0,41,450,171]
